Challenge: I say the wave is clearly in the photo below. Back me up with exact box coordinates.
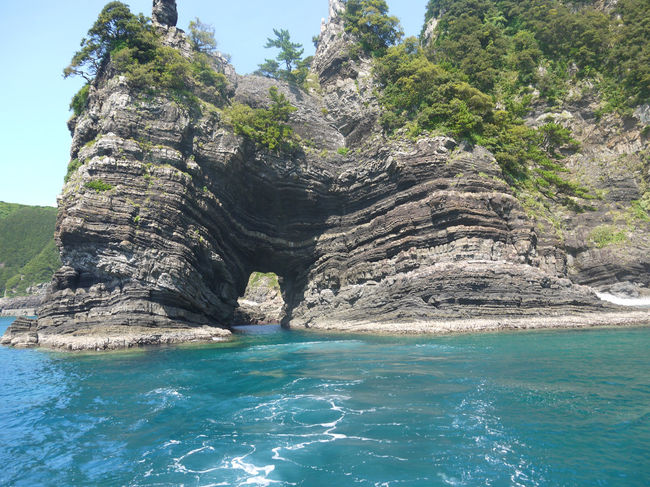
[596,292,650,307]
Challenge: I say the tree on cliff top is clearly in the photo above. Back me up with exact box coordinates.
[64,2,228,111]
[343,0,403,57]
[256,29,310,84]
[64,1,153,82]
[188,17,218,53]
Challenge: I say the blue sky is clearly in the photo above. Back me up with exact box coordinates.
[0,0,428,207]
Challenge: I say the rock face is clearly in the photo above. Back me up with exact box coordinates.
[152,0,177,27]
[313,1,379,145]
[232,274,285,325]
[0,317,38,348]
[0,283,48,317]
[6,0,644,350]
[523,82,650,294]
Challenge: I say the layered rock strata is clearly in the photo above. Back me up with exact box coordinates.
[0,284,47,317]
[5,0,647,350]
[523,86,649,294]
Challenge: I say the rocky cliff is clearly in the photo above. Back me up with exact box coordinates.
[0,284,47,317]
[3,0,648,350]
[529,96,650,292]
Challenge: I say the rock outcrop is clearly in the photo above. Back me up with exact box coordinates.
[0,283,48,317]
[5,0,647,350]
[232,273,285,325]
[524,82,650,295]
[152,0,178,27]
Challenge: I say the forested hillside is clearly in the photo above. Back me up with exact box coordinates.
[373,0,648,203]
[0,202,59,297]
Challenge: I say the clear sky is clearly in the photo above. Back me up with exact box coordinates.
[0,0,428,207]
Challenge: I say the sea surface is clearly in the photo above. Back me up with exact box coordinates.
[1,317,649,486]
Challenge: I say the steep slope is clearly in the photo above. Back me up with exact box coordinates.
[0,202,59,297]
[417,0,649,295]
[4,0,648,350]
[526,92,649,291]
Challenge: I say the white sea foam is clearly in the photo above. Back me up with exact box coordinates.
[148,387,183,398]
[596,292,650,307]
[247,340,364,353]
[414,343,456,350]
[226,446,288,487]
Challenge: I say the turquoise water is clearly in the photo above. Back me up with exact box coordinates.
[0,317,649,486]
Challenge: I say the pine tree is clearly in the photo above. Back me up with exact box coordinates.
[256,29,308,84]
[188,18,217,53]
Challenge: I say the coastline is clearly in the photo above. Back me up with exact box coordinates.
[2,309,649,351]
[291,310,650,336]
[0,308,37,318]
[0,321,232,352]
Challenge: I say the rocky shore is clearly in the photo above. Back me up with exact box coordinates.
[3,0,648,351]
[3,310,649,351]
[294,310,650,335]
[0,284,48,317]
[0,317,230,351]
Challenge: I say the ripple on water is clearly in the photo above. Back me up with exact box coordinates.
[1,321,649,486]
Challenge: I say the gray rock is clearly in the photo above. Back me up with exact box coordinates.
[0,283,48,317]
[5,0,640,350]
[524,83,650,290]
[232,274,285,325]
[0,317,39,348]
[598,281,650,299]
[312,0,379,145]
[152,0,177,27]
[421,17,439,46]
[634,104,650,125]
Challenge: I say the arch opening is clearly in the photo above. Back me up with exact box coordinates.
[231,272,286,326]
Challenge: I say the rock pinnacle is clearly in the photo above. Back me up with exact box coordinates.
[152,0,178,27]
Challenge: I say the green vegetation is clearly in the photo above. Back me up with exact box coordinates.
[70,84,90,117]
[0,202,60,297]
[343,0,403,57]
[629,200,650,222]
[256,29,312,85]
[85,179,114,192]
[422,0,649,109]
[65,2,228,112]
[377,0,648,205]
[188,17,217,53]
[373,38,589,201]
[248,272,280,291]
[64,158,83,183]
[64,1,150,81]
[225,86,299,152]
[0,202,22,220]
[589,225,628,248]
[3,241,60,297]
[609,0,650,106]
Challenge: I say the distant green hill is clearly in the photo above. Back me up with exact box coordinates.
[0,202,60,297]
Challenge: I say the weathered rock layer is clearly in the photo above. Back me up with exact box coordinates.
[5,0,646,350]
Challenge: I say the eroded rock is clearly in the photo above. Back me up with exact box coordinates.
[4,0,643,351]
[152,0,177,27]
